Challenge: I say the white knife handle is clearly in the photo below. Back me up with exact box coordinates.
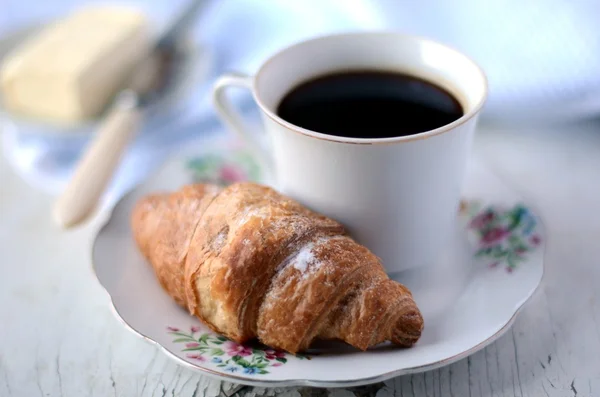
[53,93,141,228]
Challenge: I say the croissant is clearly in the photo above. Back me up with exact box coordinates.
[131,182,423,353]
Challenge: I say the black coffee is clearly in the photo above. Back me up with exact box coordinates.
[276,70,463,139]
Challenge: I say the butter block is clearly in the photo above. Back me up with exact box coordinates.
[0,6,151,124]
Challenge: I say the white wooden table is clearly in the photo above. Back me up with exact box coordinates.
[1,121,599,397]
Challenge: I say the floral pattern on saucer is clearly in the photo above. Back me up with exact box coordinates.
[186,149,262,186]
[167,326,308,375]
[460,201,542,272]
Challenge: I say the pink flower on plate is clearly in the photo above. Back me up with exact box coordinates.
[470,211,495,229]
[482,227,510,245]
[190,326,201,333]
[264,349,286,360]
[530,235,541,246]
[225,342,253,357]
[167,326,179,332]
[219,165,247,183]
[186,353,206,362]
[185,342,200,348]
[272,363,282,367]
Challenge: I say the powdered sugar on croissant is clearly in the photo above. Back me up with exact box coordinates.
[131,182,423,353]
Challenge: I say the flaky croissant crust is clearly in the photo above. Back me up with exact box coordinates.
[132,182,423,353]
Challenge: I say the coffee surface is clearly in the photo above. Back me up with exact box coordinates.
[276,70,463,139]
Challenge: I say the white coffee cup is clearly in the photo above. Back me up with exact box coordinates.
[212,32,487,274]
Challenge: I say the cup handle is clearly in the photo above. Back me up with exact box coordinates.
[212,73,270,162]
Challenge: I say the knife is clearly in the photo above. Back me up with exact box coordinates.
[53,0,209,228]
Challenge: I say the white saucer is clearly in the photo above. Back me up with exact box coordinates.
[92,136,545,388]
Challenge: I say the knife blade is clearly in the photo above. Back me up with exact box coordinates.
[154,0,210,51]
